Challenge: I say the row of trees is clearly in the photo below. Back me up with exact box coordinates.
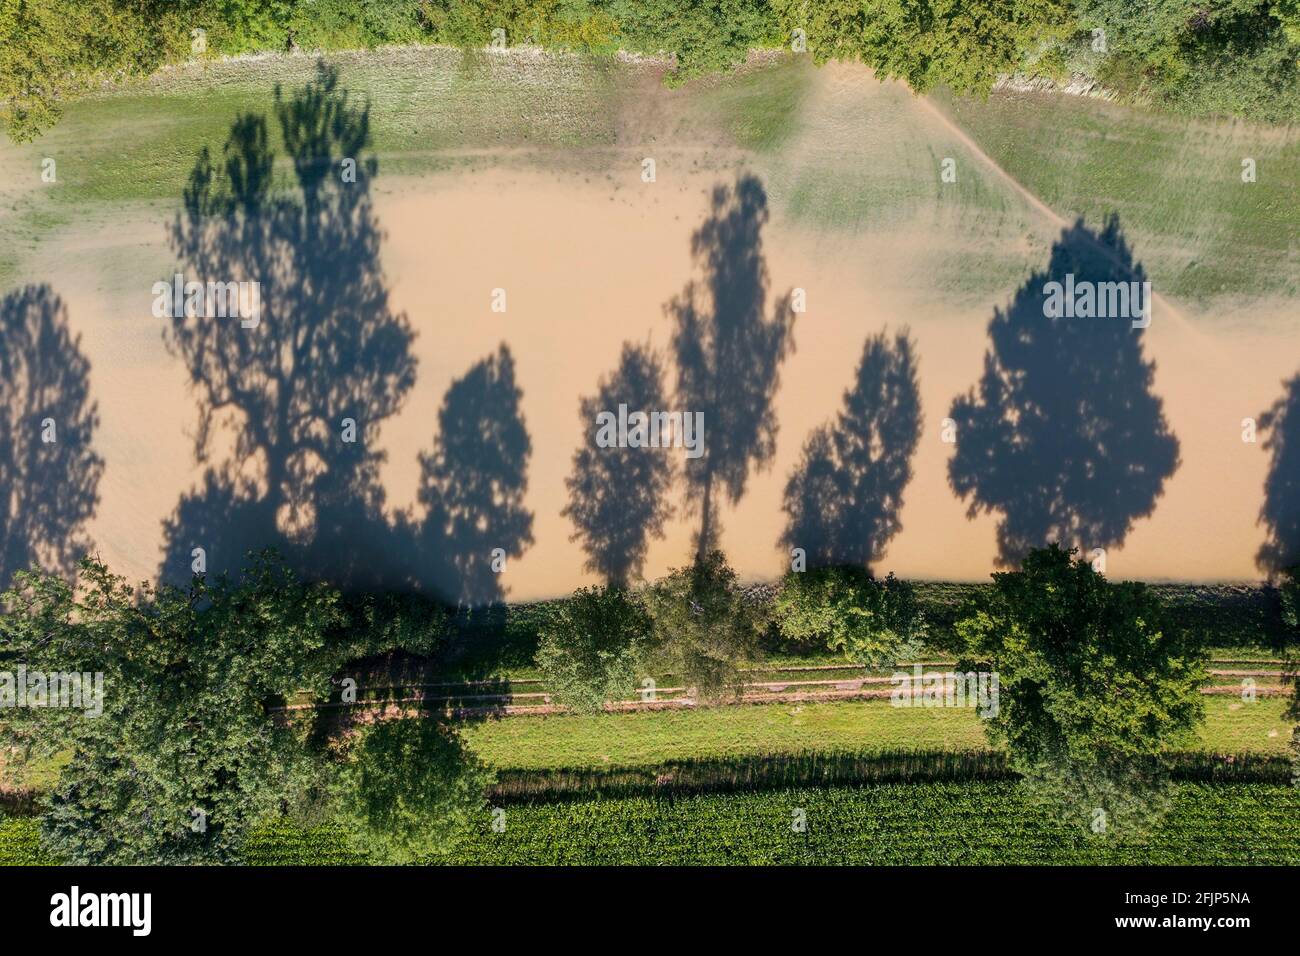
[3,535,1291,860]
[536,542,1228,835]
[538,556,929,706]
[5,0,1297,142]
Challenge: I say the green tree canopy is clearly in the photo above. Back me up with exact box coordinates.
[642,550,765,701]
[535,585,653,713]
[1,552,345,863]
[956,543,1207,833]
[775,566,927,669]
[0,0,185,142]
[773,0,1072,93]
[326,716,491,864]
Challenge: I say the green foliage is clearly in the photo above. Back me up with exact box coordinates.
[0,551,345,864]
[642,550,765,701]
[438,782,1300,864]
[287,0,428,50]
[9,780,1300,865]
[956,544,1209,834]
[1161,23,1300,124]
[604,0,781,82]
[1275,0,1300,42]
[325,717,491,863]
[341,592,453,661]
[773,0,1072,93]
[0,0,187,142]
[535,585,652,712]
[485,749,1289,803]
[1279,567,1300,633]
[774,566,927,668]
[490,748,1017,801]
[1073,0,1300,122]
[6,0,1295,143]
[0,816,50,864]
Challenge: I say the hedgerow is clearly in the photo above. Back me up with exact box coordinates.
[5,0,1296,143]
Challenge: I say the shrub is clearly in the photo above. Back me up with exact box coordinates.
[774,565,926,669]
[642,550,765,701]
[535,585,652,712]
[325,716,491,863]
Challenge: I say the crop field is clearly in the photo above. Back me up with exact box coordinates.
[9,781,1297,867]
[444,782,1300,866]
[14,780,1273,866]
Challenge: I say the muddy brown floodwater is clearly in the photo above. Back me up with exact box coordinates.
[24,156,1288,600]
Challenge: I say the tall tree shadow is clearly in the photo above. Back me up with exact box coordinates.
[668,173,796,562]
[0,285,102,590]
[947,214,1180,567]
[781,330,922,571]
[562,341,675,587]
[158,62,418,591]
[1258,373,1300,577]
[415,345,533,607]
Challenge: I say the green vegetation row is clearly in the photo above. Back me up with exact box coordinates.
[422,578,1296,686]
[5,0,1298,143]
[443,782,1300,865]
[6,773,1297,866]
[7,694,1290,810]
[5,542,1297,863]
[487,748,1294,803]
[8,779,1297,866]
[9,746,1284,820]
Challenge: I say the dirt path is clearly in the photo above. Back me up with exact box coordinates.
[275,671,1291,721]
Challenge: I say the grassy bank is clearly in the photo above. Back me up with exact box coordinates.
[932,87,1300,304]
[3,51,1295,309]
[461,696,1293,771]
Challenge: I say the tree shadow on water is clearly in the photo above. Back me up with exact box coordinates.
[562,341,675,587]
[947,214,1180,567]
[1258,373,1300,577]
[781,330,922,572]
[668,173,796,562]
[161,63,537,606]
[415,344,533,608]
[158,62,417,591]
[0,285,102,590]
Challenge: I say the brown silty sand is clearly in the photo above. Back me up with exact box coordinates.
[18,63,1300,598]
